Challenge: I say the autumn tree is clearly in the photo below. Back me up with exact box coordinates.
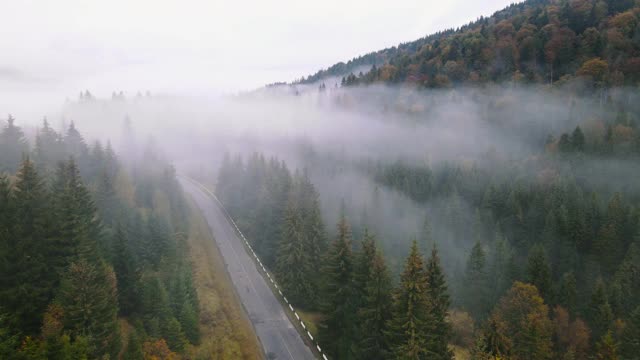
[489,282,553,360]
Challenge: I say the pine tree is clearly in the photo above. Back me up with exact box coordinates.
[595,331,619,360]
[112,225,138,316]
[464,242,490,320]
[489,229,514,304]
[3,157,53,334]
[319,214,356,360]
[355,251,392,360]
[50,159,100,273]
[571,126,586,152]
[353,229,377,309]
[58,259,120,358]
[558,272,578,316]
[588,278,613,342]
[0,115,28,173]
[179,300,200,345]
[620,306,640,358]
[163,317,186,353]
[424,246,453,360]
[275,188,315,307]
[387,240,430,359]
[526,243,552,301]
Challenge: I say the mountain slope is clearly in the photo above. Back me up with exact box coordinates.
[298,0,640,87]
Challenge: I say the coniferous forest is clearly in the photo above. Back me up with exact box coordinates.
[0,117,261,359]
[3,0,640,359]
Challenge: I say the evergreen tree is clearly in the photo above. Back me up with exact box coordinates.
[112,225,138,316]
[620,306,640,359]
[464,242,490,320]
[179,300,200,345]
[355,251,392,360]
[557,272,578,316]
[595,331,619,360]
[275,186,315,307]
[3,157,52,334]
[58,259,120,358]
[353,229,377,309]
[0,115,28,173]
[387,240,430,359]
[424,245,453,360]
[50,158,100,273]
[526,243,552,301]
[588,278,613,341]
[319,214,356,360]
[571,126,586,152]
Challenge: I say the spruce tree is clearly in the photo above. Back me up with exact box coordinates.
[319,214,356,360]
[275,187,315,307]
[387,240,430,359]
[58,259,120,358]
[526,243,552,301]
[588,278,613,341]
[620,306,640,358]
[425,246,453,360]
[355,251,392,360]
[112,225,139,316]
[4,157,53,334]
[464,242,490,320]
[50,159,100,273]
[0,115,28,173]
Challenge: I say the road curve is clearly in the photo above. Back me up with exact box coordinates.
[180,178,316,360]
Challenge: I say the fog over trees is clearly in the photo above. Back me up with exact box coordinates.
[2,0,640,359]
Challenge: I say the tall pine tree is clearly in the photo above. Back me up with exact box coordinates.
[319,214,356,360]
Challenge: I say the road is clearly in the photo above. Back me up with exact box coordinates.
[180,178,316,360]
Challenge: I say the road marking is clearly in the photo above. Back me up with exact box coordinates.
[307,331,313,340]
[289,304,294,311]
[183,180,298,360]
[295,312,300,320]
[317,345,321,352]
[301,322,306,329]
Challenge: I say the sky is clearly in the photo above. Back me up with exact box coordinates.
[1,0,514,110]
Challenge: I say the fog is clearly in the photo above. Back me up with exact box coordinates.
[5,82,639,275]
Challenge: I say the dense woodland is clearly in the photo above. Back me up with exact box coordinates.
[216,136,640,360]
[0,117,201,359]
[298,0,640,88]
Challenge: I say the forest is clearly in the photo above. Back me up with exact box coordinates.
[0,116,260,359]
[297,0,640,88]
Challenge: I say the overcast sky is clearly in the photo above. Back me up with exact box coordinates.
[1,0,514,106]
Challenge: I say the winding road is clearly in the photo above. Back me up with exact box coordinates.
[180,177,316,360]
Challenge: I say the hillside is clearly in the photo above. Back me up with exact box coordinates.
[298,0,640,87]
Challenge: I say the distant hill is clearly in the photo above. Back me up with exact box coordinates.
[297,0,640,87]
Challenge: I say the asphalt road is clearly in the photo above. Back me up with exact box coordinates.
[180,178,316,360]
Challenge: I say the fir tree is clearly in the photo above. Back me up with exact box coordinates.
[620,306,640,359]
[387,240,430,359]
[526,243,552,301]
[58,259,120,358]
[355,251,392,360]
[424,245,453,360]
[464,242,490,320]
[275,187,315,307]
[112,225,139,316]
[3,157,52,334]
[588,278,613,341]
[319,214,356,360]
[0,115,28,173]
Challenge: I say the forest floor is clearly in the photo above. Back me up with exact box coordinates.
[185,198,263,359]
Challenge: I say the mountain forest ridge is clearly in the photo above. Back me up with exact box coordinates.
[294,0,640,88]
